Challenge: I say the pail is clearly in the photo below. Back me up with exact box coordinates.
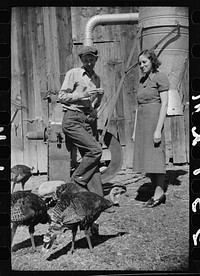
[139,7,189,115]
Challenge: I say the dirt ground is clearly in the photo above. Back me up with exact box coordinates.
[11,163,189,272]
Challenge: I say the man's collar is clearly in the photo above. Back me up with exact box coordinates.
[81,66,96,77]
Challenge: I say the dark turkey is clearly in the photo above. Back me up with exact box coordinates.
[56,181,126,205]
[11,191,51,251]
[11,164,34,193]
[42,183,123,254]
[55,181,84,198]
[55,182,125,232]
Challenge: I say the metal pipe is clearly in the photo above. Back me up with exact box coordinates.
[84,13,139,46]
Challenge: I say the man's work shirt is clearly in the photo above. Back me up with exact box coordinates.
[58,67,101,114]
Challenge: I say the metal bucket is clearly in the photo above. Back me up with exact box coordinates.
[139,7,189,115]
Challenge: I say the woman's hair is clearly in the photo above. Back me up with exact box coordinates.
[139,49,161,72]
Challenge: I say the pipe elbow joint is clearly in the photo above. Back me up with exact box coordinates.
[84,13,139,46]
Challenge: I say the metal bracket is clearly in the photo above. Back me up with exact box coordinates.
[56,132,63,149]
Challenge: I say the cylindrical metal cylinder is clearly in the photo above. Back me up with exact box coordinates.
[139,7,189,90]
[26,131,48,141]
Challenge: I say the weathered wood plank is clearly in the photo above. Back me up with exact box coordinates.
[184,103,189,163]
[164,117,173,164]
[11,8,24,166]
[181,57,189,163]
[171,116,187,164]
[119,24,139,167]
[56,7,72,77]
[22,7,38,171]
[35,7,49,117]
[112,42,126,146]
[30,8,47,172]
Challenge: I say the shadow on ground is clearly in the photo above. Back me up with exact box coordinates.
[46,231,127,261]
[12,234,44,252]
[135,169,188,202]
[165,169,188,186]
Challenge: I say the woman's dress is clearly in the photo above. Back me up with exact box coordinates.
[132,71,170,174]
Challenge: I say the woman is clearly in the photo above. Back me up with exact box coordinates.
[133,49,170,208]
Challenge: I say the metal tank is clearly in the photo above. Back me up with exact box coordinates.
[138,7,189,115]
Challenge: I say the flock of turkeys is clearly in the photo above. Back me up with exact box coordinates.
[10,164,126,255]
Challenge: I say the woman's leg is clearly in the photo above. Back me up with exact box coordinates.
[153,173,165,200]
[148,173,156,187]
[144,173,166,207]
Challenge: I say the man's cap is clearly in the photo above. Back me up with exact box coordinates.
[78,46,98,58]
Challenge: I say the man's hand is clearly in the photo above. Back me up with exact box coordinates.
[96,88,105,95]
[81,88,105,99]
[86,109,97,123]
[80,89,97,99]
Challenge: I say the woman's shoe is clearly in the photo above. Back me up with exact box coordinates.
[143,194,166,208]
[143,197,154,207]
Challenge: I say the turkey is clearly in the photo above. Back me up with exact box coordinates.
[11,164,34,193]
[42,182,126,254]
[39,180,126,207]
[55,181,126,227]
[11,191,51,251]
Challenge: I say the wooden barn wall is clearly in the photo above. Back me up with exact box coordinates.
[11,7,72,172]
[11,6,189,173]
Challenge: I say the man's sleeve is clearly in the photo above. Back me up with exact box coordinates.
[58,70,84,103]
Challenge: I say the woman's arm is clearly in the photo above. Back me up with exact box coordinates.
[154,91,168,143]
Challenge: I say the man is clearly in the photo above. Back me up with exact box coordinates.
[58,45,105,196]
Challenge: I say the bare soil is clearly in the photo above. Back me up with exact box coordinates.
[11,163,189,272]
